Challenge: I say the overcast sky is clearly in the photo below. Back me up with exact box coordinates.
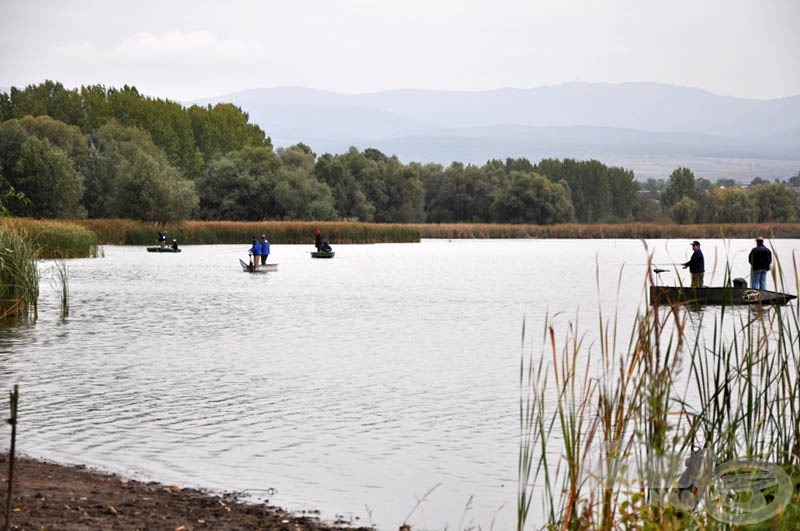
[1,0,798,102]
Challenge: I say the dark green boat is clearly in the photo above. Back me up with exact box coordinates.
[311,250,335,258]
[147,247,181,253]
[650,285,796,306]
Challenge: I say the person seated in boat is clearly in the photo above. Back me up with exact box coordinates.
[260,234,270,265]
[249,236,261,267]
[748,236,772,291]
[321,240,332,252]
[315,229,324,251]
[682,240,705,288]
[171,239,179,251]
[158,231,167,249]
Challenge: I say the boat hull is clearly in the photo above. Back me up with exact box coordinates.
[311,251,335,258]
[239,259,278,273]
[147,247,181,253]
[650,285,796,306]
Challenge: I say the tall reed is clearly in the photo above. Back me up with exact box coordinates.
[518,243,800,529]
[50,260,69,320]
[0,226,39,323]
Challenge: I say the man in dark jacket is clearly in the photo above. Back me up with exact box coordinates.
[748,237,772,290]
[682,241,705,288]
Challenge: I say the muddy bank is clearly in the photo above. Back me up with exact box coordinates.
[1,454,374,530]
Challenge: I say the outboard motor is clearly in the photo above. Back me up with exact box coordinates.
[733,278,747,288]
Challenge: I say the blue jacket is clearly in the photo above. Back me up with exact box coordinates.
[261,239,270,256]
[684,249,705,274]
[250,240,261,255]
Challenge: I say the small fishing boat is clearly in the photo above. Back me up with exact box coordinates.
[650,285,796,306]
[311,250,335,258]
[147,247,181,253]
[239,258,278,273]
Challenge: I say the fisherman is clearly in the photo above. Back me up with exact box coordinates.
[260,234,270,265]
[249,236,261,267]
[315,229,324,251]
[748,236,772,290]
[171,239,179,251]
[682,240,705,288]
[158,231,167,249]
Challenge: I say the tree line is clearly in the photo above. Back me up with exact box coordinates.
[1,80,799,224]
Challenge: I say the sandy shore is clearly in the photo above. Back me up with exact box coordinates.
[1,453,375,530]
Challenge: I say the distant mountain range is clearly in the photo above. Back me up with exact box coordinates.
[191,83,800,181]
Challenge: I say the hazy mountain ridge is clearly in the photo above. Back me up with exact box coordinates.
[202,83,800,137]
[190,83,800,180]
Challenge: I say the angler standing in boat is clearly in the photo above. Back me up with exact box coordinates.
[250,236,261,267]
[682,240,705,288]
[260,234,270,265]
[158,231,167,249]
[748,236,772,290]
[315,229,324,251]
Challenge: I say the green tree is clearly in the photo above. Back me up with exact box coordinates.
[607,166,639,221]
[13,136,86,218]
[313,153,373,220]
[491,171,574,224]
[534,158,628,222]
[188,103,270,166]
[270,166,337,220]
[377,161,425,222]
[14,115,91,172]
[661,167,697,210]
[6,80,86,130]
[195,146,280,220]
[277,144,316,173]
[706,187,756,222]
[0,119,85,218]
[96,121,198,222]
[668,196,698,224]
[427,163,493,222]
[750,183,797,222]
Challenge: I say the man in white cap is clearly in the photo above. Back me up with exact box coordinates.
[748,237,772,290]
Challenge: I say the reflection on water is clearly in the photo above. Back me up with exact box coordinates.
[0,239,796,530]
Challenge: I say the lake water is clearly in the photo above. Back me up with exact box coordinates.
[1,238,797,530]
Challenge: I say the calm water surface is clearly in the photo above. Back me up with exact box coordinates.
[1,238,797,530]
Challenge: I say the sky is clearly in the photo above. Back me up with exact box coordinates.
[1,0,799,102]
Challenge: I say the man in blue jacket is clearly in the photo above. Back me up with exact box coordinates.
[260,234,270,265]
[748,237,772,290]
[682,240,705,288]
[250,236,261,267]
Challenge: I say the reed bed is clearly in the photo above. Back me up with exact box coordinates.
[415,222,800,240]
[0,226,39,323]
[8,218,800,252]
[80,219,421,245]
[518,245,800,529]
[0,218,99,258]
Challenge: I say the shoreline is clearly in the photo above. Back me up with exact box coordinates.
[1,453,374,530]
